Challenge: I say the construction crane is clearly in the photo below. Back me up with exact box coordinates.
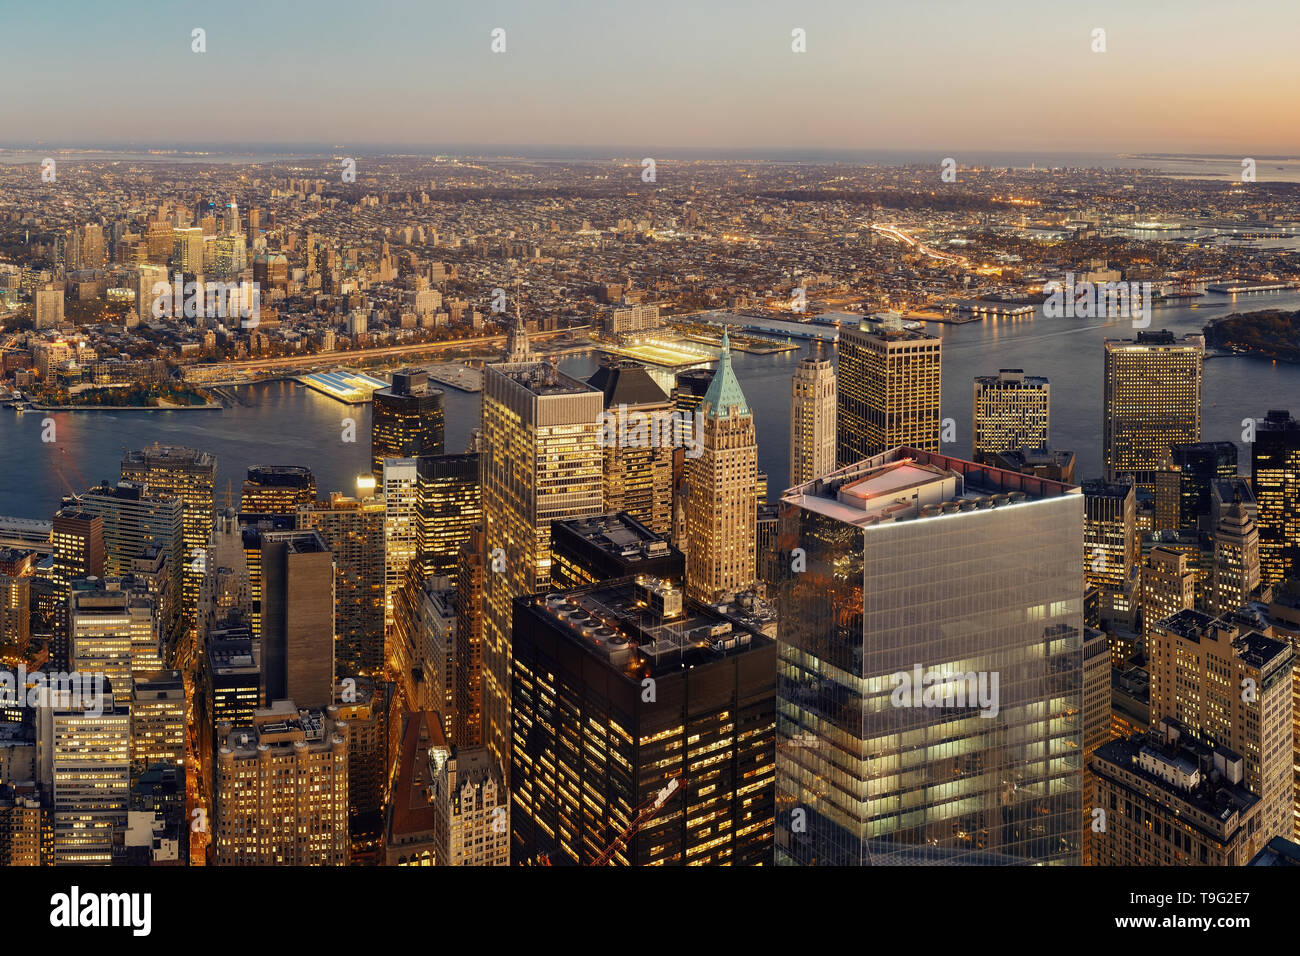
[591,777,684,867]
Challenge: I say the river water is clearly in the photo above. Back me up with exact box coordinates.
[3,291,1299,521]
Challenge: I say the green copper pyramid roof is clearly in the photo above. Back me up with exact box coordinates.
[702,329,749,417]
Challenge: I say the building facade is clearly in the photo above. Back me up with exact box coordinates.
[1102,332,1203,489]
[480,361,604,779]
[836,316,942,466]
[684,332,757,602]
[774,448,1087,865]
[971,369,1050,462]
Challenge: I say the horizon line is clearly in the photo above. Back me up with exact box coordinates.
[3,143,1299,161]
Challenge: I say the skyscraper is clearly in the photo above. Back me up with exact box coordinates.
[971,369,1050,462]
[836,315,942,466]
[33,287,64,329]
[130,671,186,773]
[671,368,714,423]
[1148,610,1292,849]
[170,227,204,274]
[39,696,130,865]
[775,449,1086,865]
[259,530,334,711]
[382,459,420,653]
[298,486,386,678]
[198,510,252,638]
[511,576,776,865]
[1082,479,1139,625]
[669,367,715,540]
[1140,547,1195,654]
[120,444,217,634]
[1212,499,1261,616]
[790,344,837,485]
[1170,441,1238,530]
[370,369,446,476]
[50,510,105,591]
[430,744,510,866]
[549,512,684,590]
[331,676,392,864]
[480,360,604,777]
[240,465,317,515]
[199,618,261,772]
[1092,720,1263,866]
[392,572,456,717]
[416,454,481,582]
[0,549,33,654]
[1253,410,1300,587]
[1153,459,1183,531]
[1103,331,1204,489]
[503,306,533,363]
[69,577,161,707]
[588,359,675,536]
[684,331,757,603]
[213,700,349,866]
[70,482,183,643]
[134,264,168,322]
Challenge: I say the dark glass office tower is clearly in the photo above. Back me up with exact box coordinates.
[1169,441,1237,529]
[671,368,714,420]
[370,369,446,476]
[1253,410,1300,587]
[511,576,776,865]
[774,448,1086,865]
[416,454,481,582]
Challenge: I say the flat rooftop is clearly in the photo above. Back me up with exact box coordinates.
[1152,609,1289,667]
[122,444,216,467]
[208,641,258,673]
[996,447,1074,468]
[784,447,1078,529]
[1093,733,1256,824]
[490,361,595,396]
[260,529,329,554]
[555,512,672,558]
[519,576,774,679]
[219,703,338,757]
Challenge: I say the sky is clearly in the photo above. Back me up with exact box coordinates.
[3,0,1298,155]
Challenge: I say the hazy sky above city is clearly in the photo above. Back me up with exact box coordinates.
[5,0,1299,155]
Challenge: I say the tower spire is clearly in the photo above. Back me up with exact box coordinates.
[505,301,533,362]
[702,325,748,418]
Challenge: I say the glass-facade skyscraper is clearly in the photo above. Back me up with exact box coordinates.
[370,369,446,476]
[1252,409,1300,587]
[479,361,604,781]
[416,453,482,582]
[120,443,217,637]
[774,447,1086,865]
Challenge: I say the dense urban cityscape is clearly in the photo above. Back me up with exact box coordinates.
[2,9,1300,932]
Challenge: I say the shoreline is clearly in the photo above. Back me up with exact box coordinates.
[24,403,223,412]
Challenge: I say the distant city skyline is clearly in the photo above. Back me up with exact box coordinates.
[3,0,1298,153]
